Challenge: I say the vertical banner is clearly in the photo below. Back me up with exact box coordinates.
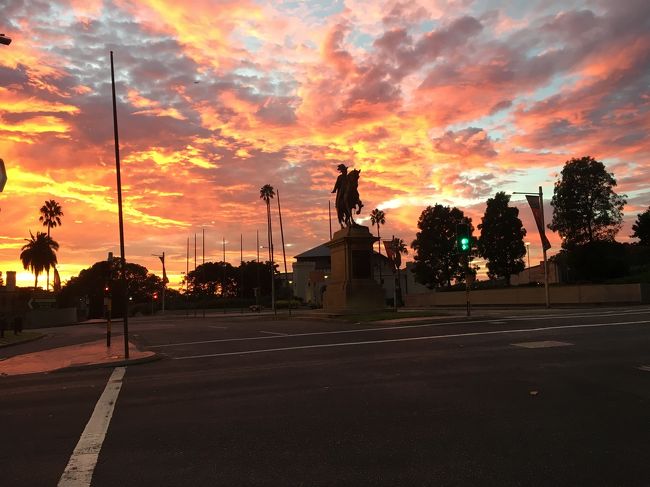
[526,195,551,251]
[383,240,395,264]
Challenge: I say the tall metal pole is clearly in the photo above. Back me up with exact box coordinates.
[268,201,276,314]
[110,51,129,359]
[540,186,550,308]
[222,237,227,314]
[240,234,244,314]
[277,190,290,316]
[186,236,189,316]
[328,200,332,240]
[202,228,205,317]
[256,229,261,310]
[161,251,166,314]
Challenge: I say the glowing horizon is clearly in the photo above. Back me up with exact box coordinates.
[1,0,648,289]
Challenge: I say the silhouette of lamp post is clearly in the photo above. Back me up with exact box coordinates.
[525,242,531,282]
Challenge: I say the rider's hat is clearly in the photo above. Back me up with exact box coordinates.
[337,163,347,171]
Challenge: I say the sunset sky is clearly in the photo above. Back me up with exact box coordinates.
[1,0,649,289]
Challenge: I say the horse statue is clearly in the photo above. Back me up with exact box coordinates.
[332,165,364,228]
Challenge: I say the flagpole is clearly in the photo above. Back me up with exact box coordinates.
[540,186,550,308]
[514,189,551,309]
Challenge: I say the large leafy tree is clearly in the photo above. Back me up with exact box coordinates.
[19,231,59,290]
[411,205,471,288]
[478,192,527,285]
[549,156,626,248]
[39,199,64,290]
[631,207,650,246]
[58,260,163,318]
[186,260,276,299]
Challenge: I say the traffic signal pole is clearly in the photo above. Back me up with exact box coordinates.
[465,254,471,317]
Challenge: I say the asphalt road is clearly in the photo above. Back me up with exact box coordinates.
[2,306,650,486]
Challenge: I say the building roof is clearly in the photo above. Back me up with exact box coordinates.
[294,242,391,262]
[294,243,330,259]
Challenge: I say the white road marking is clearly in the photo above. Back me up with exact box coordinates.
[173,319,650,361]
[638,365,650,372]
[260,331,289,336]
[150,309,650,349]
[512,340,573,349]
[58,367,126,487]
[209,326,228,329]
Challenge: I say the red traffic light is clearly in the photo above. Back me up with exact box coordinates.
[153,292,159,300]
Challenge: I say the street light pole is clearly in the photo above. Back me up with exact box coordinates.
[525,242,531,282]
[110,51,129,359]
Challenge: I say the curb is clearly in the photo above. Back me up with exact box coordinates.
[55,351,164,373]
[0,333,46,349]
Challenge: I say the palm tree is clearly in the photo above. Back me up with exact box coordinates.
[370,208,386,283]
[39,199,64,291]
[370,208,386,255]
[20,231,59,290]
[260,184,276,312]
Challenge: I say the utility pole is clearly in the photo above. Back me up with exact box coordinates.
[152,252,166,314]
[110,51,129,359]
[277,189,291,316]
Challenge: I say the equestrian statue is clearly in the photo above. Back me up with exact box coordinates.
[331,163,364,228]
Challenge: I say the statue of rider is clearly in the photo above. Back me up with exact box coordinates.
[332,163,348,227]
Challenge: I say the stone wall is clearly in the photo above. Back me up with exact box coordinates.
[406,283,648,307]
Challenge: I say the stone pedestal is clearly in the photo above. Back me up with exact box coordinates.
[323,226,385,313]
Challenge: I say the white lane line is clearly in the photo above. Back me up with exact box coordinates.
[150,309,650,349]
[58,367,126,487]
[260,331,289,336]
[173,319,650,361]
[638,365,650,372]
[512,340,573,349]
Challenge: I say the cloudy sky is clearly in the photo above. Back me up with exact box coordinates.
[1,0,648,288]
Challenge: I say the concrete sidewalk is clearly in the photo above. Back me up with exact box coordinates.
[0,336,158,376]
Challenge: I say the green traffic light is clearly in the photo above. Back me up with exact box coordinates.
[460,237,470,251]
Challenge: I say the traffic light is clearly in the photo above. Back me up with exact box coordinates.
[153,292,159,301]
[104,283,110,296]
[456,223,472,253]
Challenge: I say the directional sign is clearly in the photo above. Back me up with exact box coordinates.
[0,158,6,192]
[28,297,56,309]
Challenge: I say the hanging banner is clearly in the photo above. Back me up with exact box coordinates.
[526,195,551,251]
[383,240,395,264]
[159,254,169,283]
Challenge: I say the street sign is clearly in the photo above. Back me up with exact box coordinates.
[28,297,56,309]
[0,158,6,192]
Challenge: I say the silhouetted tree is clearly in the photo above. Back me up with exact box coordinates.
[478,192,527,285]
[20,231,59,290]
[411,205,471,288]
[370,208,386,256]
[632,207,650,246]
[58,260,162,318]
[39,199,64,291]
[549,156,626,249]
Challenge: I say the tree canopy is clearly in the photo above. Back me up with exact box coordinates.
[631,207,650,246]
[549,156,626,248]
[19,231,59,290]
[477,192,527,284]
[57,260,162,318]
[411,204,471,288]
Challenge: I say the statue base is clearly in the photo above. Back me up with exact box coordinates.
[322,225,385,313]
